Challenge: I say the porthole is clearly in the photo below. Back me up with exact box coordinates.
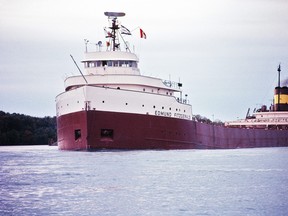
[102,101,105,103]
[74,129,81,140]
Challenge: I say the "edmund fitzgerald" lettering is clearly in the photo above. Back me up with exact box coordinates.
[154,110,191,120]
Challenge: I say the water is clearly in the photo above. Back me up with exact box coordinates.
[1,146,288,216]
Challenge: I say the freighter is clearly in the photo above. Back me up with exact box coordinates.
[56,12,288,150]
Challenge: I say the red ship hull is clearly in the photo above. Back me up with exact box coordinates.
[57,110,288,150]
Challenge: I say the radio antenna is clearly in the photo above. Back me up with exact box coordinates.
[70,54,88,84]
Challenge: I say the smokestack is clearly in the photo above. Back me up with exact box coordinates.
[274,86,288,111]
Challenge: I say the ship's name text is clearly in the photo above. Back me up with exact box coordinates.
[155,110,191,120]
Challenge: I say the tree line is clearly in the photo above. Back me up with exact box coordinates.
[0,111,57,145]
[193,114,224,126]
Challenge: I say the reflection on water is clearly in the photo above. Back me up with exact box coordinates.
[1,146,288,216]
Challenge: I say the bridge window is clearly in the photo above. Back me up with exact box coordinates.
[102,61,107,66]
[84,62,89,68]
[120,61,128,67]
[132,62,137,68]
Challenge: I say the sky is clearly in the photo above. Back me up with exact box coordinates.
[0,0,288,121]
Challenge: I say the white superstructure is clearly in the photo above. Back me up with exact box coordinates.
[56,12,192,121]
[225,111,288,129]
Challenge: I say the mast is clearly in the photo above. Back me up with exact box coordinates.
[110,18,118,51]
[278,64,281,88]
[277,64,281,111]
[104,12,125,51]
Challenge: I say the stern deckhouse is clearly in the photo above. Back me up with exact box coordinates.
[225,65,288,130]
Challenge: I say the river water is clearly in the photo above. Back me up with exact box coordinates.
[0,146,288,216]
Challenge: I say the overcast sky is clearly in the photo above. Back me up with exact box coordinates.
[0,0,288,121]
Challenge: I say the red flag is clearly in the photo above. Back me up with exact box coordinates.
[140,28,146,39]
[104,27,112,38]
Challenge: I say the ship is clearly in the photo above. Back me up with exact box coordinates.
[56,12,288,150]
